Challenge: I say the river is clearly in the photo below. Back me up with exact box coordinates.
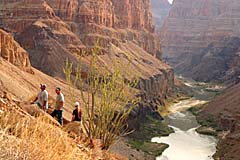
[151,77,223,160]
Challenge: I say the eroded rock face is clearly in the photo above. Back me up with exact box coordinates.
[15,21,82,78]
[151,0,171,30]
[200,82,240,160]
[0,29,32,72]
[0,0,173,102]
[45,0,159,56]
[0,0,161,69]
[0,0,56,32]
[112,0,154,32]
[184,37,240,83]
[1,0,85,77]
[160,0,240,82]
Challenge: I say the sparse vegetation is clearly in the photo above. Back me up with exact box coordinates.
[127,115,173,156]
[129,115,173,140]
[196,126,217,137]
[187,105,223,135]
[64,44,139,149]
[0,111,91,160]
[128,139,169,157]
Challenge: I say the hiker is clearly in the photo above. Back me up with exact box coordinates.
[51,87,64,125]
[31,84,48,112]
[72,102,82,122]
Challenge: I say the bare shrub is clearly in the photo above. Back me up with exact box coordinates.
[64,45,139,149]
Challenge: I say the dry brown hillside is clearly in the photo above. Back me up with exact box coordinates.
[0,29,82,120]
[0,0,174,107]
[0,85,128,160]
[0,58,82,120]
[200,82,240,159]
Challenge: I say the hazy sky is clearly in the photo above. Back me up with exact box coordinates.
[168,0,173,4]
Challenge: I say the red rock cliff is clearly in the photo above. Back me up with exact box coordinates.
[200,82,240,160]
[0,0,173,100]
[0,0,159,54]
[112,0,154,32]
[0,0,56,32]
[0,29,31,72]
[160,0,240,83]
[151,0,171,30]
[44,0,159,55]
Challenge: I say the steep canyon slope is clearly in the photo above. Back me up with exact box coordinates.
[0,0,174,102]
[151,0,171,30]
[0,0,176,135]
[0,29,31,72]
[157,1,240,159]
[200,82,240,160]
[160,0,240,83]
[0,29,84,120]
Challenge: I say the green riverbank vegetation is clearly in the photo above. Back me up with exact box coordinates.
[128,115,173,157]
[188,105,222,137]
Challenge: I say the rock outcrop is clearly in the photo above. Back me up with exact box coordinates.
[45,0,159,56]
[0,29,32,72]
[151,0,171,30]
[200,82,240,160]
[0,0,174,124]
[1,0,86,77]
[15,19,84,78]
[112,0,154,32]
[160,0,240,83]
[0,0,162,74]
[0,0,56,32]
[184,37,240,83]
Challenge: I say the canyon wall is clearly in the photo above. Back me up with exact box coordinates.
[160,0,240,83]
[0,0,162,74]
[45,0,159,56]
[0,0,174,118]
[200,82,240,160]
[151,0,171,30]
[184,37,240,83]
[0,29,32,72]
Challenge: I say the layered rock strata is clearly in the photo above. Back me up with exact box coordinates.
[0,0,162,74]
[184,37,240,83]
[160,0,240,82]
[200,82,240,160]
[0,29,32,72]
[151,0,171,30]
[46,0,159,56]
[0,0,174,115]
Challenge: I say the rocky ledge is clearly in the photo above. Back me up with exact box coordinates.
[197,82,240,160]
[160,0,240,83]
[0,29,32,73]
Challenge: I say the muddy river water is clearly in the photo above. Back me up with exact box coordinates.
[151,77,223,160]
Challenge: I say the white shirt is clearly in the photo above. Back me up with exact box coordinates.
[55,93,64,110]
[37,90,48,109]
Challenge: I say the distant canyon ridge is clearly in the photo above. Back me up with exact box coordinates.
[151,0,171,30]
[153,1,240,160]
[158,0,240,84]
[0,0,175,131]
[0,0,174,100]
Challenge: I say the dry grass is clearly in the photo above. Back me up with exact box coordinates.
[0,111,92,160]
